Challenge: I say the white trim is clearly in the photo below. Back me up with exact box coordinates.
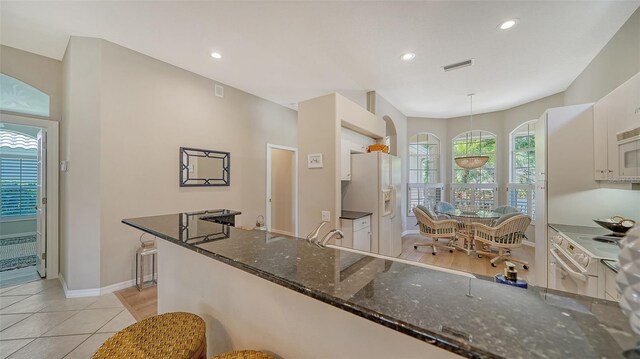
[269,228,294,236]
[0,231,36,240]
[266,144,299,238]
[59,273,155,298]
[59,274,99,298]
[0,113,59,280]
[402,230,419,236]
[523,240,535,247]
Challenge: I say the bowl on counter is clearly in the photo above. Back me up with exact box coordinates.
[593,216,636,235]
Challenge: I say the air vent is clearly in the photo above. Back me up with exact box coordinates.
[214,84,224,98]
[443,59,474,72]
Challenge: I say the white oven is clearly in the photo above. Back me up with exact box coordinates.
[617,127,640,178]
[548,235,600,298]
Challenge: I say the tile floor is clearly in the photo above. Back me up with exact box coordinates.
[0,279,136,358]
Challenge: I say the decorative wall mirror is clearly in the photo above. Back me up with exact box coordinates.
[180,147,230,187]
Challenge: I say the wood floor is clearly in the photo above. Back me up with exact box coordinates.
[114,285,157,321]
[400,234,537,285]
[112,237,536,319]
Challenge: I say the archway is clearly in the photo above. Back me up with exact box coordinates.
[382,115,397,156]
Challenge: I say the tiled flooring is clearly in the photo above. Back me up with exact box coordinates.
[0,279,136,359]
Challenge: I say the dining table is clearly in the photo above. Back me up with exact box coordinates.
[435,208,502,255]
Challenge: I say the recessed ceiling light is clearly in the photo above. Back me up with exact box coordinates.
[400,53,416,61]
[498,19,518,30]
[210,52,222,59]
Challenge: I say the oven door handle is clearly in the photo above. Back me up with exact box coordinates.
[550,246,588,282]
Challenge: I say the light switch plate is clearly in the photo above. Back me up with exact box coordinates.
[322,211,331,222]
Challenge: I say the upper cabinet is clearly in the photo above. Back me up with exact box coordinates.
[593,73,640,182]
[341,127,376,181]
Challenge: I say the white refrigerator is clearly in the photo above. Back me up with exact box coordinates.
[343,152,402,257]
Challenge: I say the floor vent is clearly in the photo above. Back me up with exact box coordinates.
[443,59,474,72]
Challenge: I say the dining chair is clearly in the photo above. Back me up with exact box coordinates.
[413,206,458,255]
[473,214,531,269]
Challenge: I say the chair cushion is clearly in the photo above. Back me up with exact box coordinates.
[434,201,455,213]
[493,206,519,215]
[416,205,438,220]
[493,212,522,226]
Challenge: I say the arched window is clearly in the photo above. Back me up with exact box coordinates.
[408,133,443,215]
[0,129,38,217]
[508,120,536,217]
[0,74,50,117]
[451,130,497,210]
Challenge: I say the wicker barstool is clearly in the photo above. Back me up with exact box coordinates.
[92,312,207,359]
[212,350,276,359]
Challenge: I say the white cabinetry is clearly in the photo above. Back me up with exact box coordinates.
[603,264,620,301]
[340,127,376,181]
[593,72,640,181]
[340,215,372,251]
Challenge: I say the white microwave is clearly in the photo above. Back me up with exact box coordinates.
[618,127,640,178]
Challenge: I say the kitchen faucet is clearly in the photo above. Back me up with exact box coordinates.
[306,221,327,243]
[318,229,344,247]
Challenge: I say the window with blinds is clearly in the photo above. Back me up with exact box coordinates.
[408,133,444,216]
[509,120,536,218]
[451,130,497,210]
[0,158,38,217]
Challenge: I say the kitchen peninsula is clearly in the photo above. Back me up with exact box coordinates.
[122,211,636,359]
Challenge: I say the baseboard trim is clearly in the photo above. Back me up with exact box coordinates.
[523,240,535,247]
[59,274,100,298]
[269,229,294,236]
[402,230,419,236]
[59,274,153,298]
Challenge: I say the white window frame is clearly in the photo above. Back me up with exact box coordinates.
[451,130,497,210]
[508,120,536,218]
[408,133,443,216]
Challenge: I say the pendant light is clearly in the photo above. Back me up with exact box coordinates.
[454,93,489,169]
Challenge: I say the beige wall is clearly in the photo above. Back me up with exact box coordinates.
[270,148,294,234]
[298,94,339,237]
[0,45,63,122]
[564,8,640,105]
[61,37,103,290]
[62,37,297,289]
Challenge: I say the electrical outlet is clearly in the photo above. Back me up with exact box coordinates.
[321,211,331,222]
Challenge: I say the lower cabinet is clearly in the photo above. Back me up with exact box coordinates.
[340,215,371,252]
[603,264,620,302]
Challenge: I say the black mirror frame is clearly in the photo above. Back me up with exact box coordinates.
[179,147,230,187]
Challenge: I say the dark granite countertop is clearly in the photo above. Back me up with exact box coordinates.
[602,259,619,273]
[123,211,637,359]
[340,210,373,220]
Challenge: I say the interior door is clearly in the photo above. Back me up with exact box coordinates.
[36,130,47,277]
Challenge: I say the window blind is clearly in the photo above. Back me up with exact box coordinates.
[0,158,38,217]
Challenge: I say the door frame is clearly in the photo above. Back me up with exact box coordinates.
[0,113,59,279]
[266,144,298,238]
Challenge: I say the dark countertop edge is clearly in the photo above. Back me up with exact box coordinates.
[340,211,373,220]
[121,219,500,359]
[602,259,619,273]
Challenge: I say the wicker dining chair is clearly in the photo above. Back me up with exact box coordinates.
[413,206,458,255]
[473,214,531,269]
